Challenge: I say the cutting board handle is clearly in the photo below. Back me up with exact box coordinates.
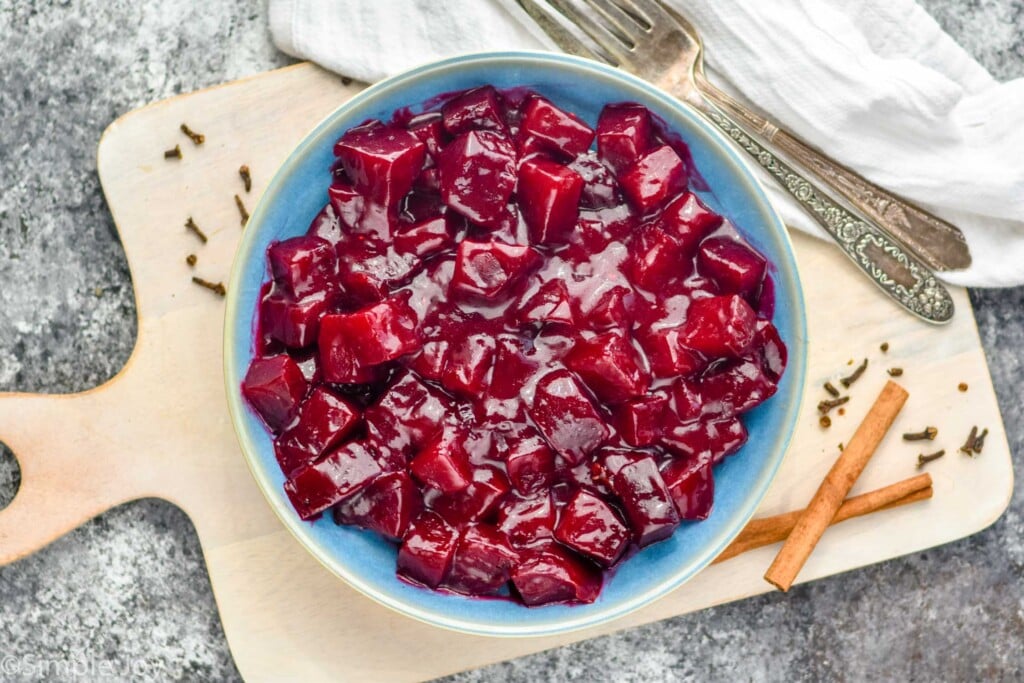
[0,390,149,565]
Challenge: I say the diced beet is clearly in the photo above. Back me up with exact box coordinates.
[628,226,689,290]
[398,511,460,588]
[308,203,343,245]
[608,455,680,547]
[504,434,555,494]
[433,467,510,526]
[267,235,337,300]
[681,295,756,359]
[450,240,542,301]
[407,112,448,160]
[334,471,422,539]
[512,544,602,606]
[441,333,495,396]
[394,216,453,258]
[564,331,649,404]
[318,295,421,382]
[519,96,595,159]
[662,416,748,466]
[597,103,653,174]
[242,355,308,431]
[671,377,703,422]
[497,492,557,547]
[697,236,767,299]
[364,371,451,457]
[528,370,610,465]
[409,340,449,383]
[517,279,575,327]
[568,153,621,209]
[619,145,688,213]
[441,86,508,136]
[699,358,778,420]
[582,285,634,331]
[662,455,715,520]
[284,441,383,520]
[755,319,788,382]
[336,239,419,304]
[260,291,329,350]
[334,121,427,208]
[410,428,473,494]
[275,387,361,476]
[616,394,668,447]
[437,130,517,229]
[659,192,723,254]
[518,158,584,244]
[486,340,540,410]
[554,489,630,567]
[327,181,365,230]
[444,524,519,596]
[638,326,704,379]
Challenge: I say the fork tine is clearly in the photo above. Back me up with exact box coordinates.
[611,0,671,28]
[579,0,647,46]
[542,0,636,65]
[514,0,606,63]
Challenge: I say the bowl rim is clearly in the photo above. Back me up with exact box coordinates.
[224,50,807,637]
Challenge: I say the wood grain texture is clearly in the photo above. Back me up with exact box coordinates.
[0,63,1012,682]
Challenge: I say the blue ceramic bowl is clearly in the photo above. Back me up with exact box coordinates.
[225,52,806,637]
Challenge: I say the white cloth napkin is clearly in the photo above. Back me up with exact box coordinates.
[269,0,1024,287]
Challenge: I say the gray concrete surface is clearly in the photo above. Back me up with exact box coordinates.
[0,1,1021,680]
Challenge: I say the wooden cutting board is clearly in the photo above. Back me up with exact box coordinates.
[0,63,1012,682]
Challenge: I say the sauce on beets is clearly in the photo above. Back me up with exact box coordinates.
[241,85,787,607]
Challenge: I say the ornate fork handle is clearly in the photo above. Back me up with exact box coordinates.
[701,108,954,324]
[696,78,971,272]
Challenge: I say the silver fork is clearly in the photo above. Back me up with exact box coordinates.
[516,0,957,324]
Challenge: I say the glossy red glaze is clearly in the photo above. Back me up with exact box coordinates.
[241,355,308,431]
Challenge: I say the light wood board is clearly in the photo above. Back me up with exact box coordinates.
[0,63,1012,682]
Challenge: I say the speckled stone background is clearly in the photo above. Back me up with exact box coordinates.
[0,1,1021,681]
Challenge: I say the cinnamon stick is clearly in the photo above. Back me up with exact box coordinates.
[714,473,932,564]
[764,380,909,591]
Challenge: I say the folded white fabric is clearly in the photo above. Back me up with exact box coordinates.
[269,0,1024,286]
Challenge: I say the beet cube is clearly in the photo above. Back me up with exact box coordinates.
[671,377,704,422]
[441,333,496,396]
[554,489,630,566]
[397,511,460,588]
[318,295,420,382]
[407,111,448,160]
[518,158,584,244]
[639,326,704,378]
[662,416,748,466]
[267,235,337,300]
[409,340,449,383]
[394,216,453,259]
[275,387,361,476]
[517,279,574,327]
[512,544,602,606]
[619,145,688,214]
[582,285,634,331]
[497,492,557,547]
[519,96,595,159]
[437,130,517,229]
[242,355,308,431]
[450,240,542,301]
[410,428,473,494]
[308,203,343,245]
[568,153,621,209]
[444,524,519,596]
[616,394,669,447]
[659,191,723,253]
[284,441,383,520]
[260,291,329,350]
[441,86,508,136]
[699,358,778,420]
[333,471,422,539]
[327,181,365,230]
[364,371,451,457]
[597,103,653,174]
[336,239,419,304]
[528,370,610,465]
[697,236,768,299]
[662,455,715,520]
[564,331,650,404]
[608,455,679,547]
[628,227,689,290]
[681,295,757,359]
[433,466,510,527]
[503,434,555,494]
[755,320,788,382]
[333,121,427,208]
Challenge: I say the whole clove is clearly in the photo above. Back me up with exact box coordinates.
[959,426,979,456]
[186,254,197,267]
[916,450,945,469]
[972,428,989,454]
[180,123,205,145]
[880,342,889,352]
[840,358,868,388]
[903,427,938,442]
[818,396,850,415]
[887,367,904,377]
[823,381,840,398]
[235,194,250,226]
[185,217,208,243]
[164,144,182,159]
[958,382,969,392]
[819,415,832,429]
[192,276,226,297]
[239,164,252,193]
